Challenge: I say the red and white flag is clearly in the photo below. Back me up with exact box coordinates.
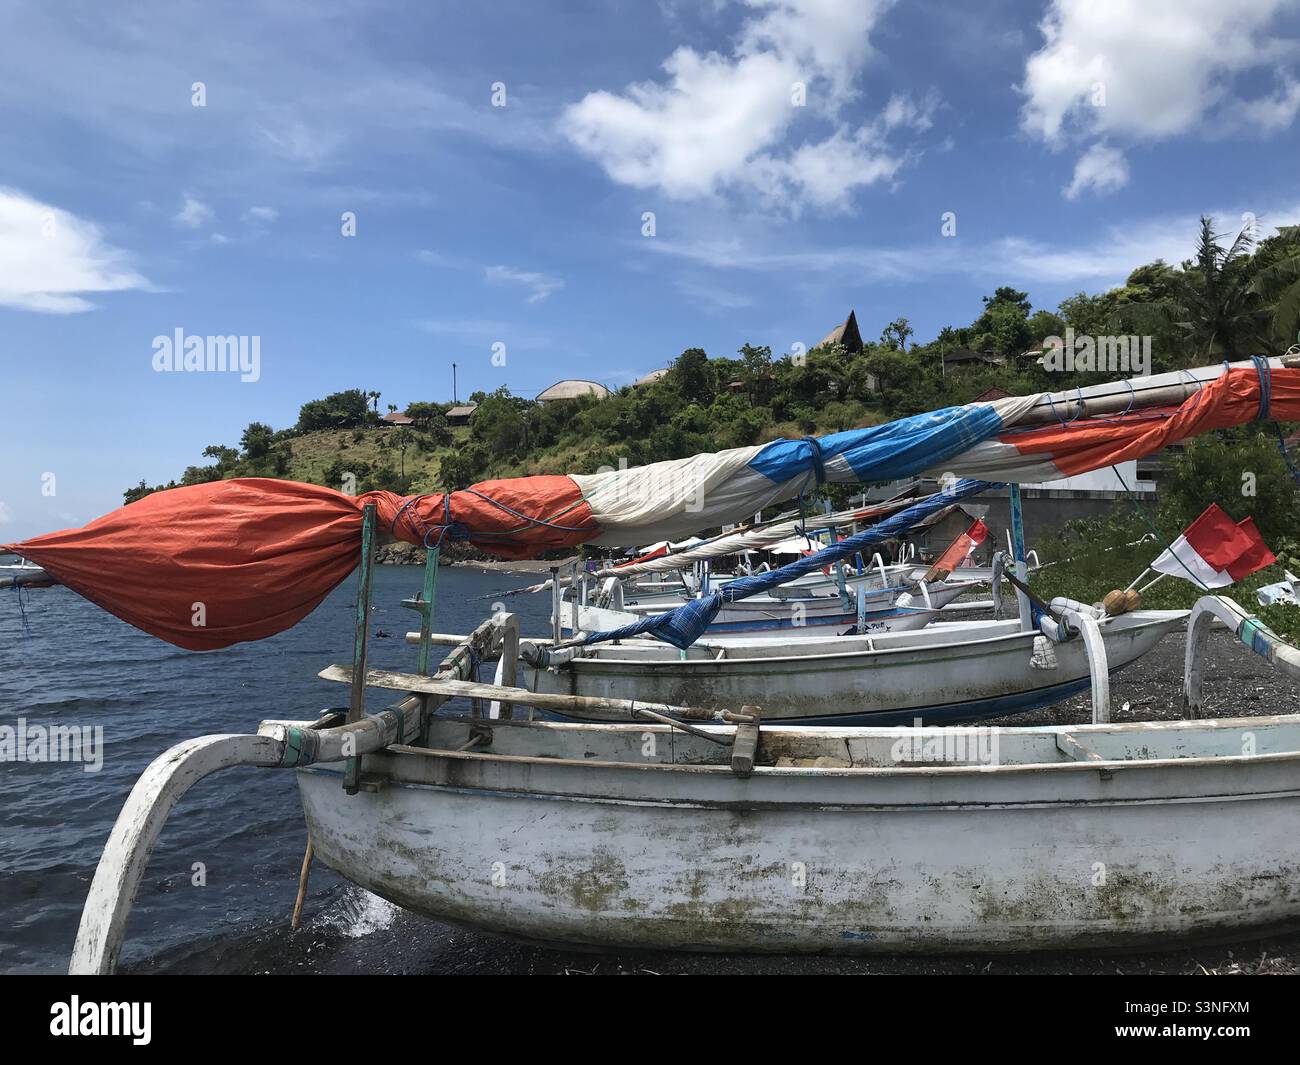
[923,519,989,581]
[1150,505,1275,588]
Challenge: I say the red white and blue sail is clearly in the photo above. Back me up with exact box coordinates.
[7,357,1298,649]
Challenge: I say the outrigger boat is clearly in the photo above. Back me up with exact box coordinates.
[5,356,1300,969]
[529,607,1188,724]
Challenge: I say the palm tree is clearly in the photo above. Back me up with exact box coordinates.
[1170,217,1270,360]
[392,427,413,476]
[1117,217,1270,364]
[1248,225,1300,349]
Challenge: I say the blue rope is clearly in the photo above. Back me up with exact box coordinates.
[802,436,827,485]
[1044,385,1085,424]
[1272,423,1300,484]
[1251,355,1272,420]
[9,581,33,637]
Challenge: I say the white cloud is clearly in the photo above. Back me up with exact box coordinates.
[643,202,1300,289]
[245,205,279,222]
[1062,142,1129,200]
[484,265,564,304]
[173,194,212,229]
[1233,76,1300,131]
[0,501,13,525]
[0,187,149,313]
[1021,0,1300,144]
[560,0,925,211]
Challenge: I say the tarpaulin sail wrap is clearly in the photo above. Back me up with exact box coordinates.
[6,476,595,651]
[948,357,1300,482]
[8,360,1299,650]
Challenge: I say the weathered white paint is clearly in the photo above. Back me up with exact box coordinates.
[298,713,1300,954]
[1185,595,1300,716]
[69,732,286,974]
[1058,607,1110,724]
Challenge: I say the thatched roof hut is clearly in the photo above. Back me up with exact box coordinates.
[817,309,863,353]
[536,379,611,403]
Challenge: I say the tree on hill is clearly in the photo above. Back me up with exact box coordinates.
[669,347,716,403]
[879,317,913,351]
[971,288,1032,358]
[297,389,370,431]
[240,422,274,459]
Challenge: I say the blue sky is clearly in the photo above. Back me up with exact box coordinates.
[3,0,1300,540]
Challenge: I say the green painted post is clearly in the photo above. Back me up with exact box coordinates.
[401,546,441,676]
[400,544,441,745]
[344,503,378,794]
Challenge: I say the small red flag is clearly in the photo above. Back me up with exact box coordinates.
[1183,504,1254,570]
[1226,517,1276,581]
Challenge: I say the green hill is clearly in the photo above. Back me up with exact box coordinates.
[126,216,1300,518]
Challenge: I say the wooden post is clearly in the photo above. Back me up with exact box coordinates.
[731,705,762,777]
[345,503,378,794]
[290,837,314,930]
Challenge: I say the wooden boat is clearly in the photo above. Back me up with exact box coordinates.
[290,709,1300,954]
[526,610,1189,725]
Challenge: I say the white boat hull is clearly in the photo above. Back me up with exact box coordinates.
[527,612,1188,724]
[297,714,1300,953]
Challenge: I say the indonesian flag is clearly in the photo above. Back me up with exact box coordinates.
[923,519,989,582]
[1150,505,1276,588]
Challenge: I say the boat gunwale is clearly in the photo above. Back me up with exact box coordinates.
[272,707,1300,781]
[373,738,1300,779]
